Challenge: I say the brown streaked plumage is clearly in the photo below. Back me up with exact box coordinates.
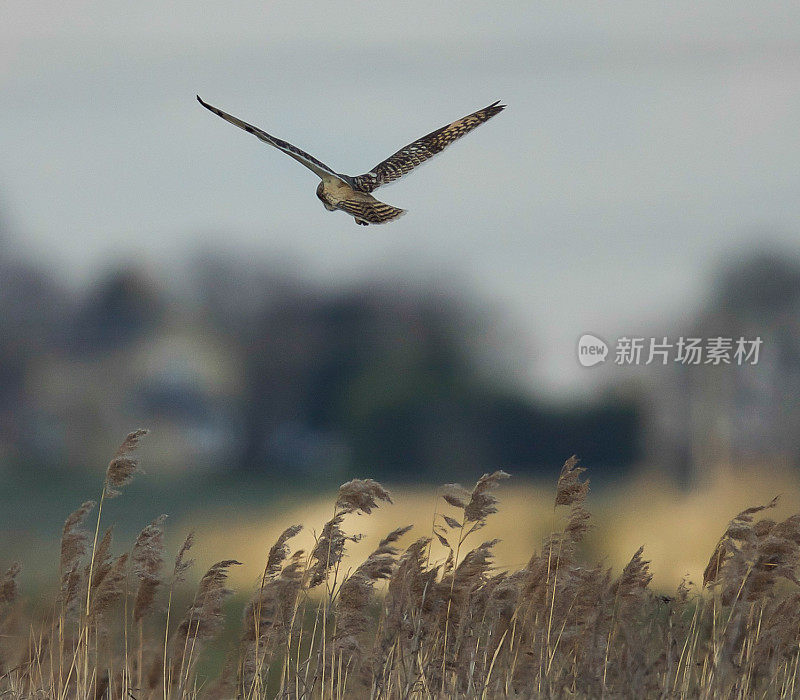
[197,96,505,225]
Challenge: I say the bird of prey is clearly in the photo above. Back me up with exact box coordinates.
[197,95,505,225]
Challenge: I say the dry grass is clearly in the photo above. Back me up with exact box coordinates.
[3,433,800,698]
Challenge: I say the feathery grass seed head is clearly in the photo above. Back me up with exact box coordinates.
[104,428,148,498]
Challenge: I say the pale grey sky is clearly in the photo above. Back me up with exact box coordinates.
[2,2,800,395]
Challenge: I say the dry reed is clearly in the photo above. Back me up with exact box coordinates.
[3,436,800,698]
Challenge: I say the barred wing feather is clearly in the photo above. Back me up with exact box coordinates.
[197,96,348,183]
[351,101,505,193]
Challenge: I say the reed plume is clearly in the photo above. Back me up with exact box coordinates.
[170,559,241,689]
[104,428,148,498]
[131,514,166,623]
[0,562,20,611]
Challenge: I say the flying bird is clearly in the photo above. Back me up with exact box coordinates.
[197,95,505,225]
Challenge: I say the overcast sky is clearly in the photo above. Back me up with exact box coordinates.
[2,2,800,396]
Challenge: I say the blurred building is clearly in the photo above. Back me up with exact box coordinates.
[644,252,800,484]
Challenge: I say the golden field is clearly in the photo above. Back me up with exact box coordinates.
[195,460,800,593]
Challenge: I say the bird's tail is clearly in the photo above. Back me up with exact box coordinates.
[337,197,406,225]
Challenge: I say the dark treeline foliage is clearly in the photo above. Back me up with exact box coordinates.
[0,234,639,482]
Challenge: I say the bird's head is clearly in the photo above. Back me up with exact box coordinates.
[316,182,337,211]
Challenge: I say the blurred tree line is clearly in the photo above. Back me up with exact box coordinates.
[0,224,640,483]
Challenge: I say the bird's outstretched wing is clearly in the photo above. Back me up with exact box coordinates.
[336,198,406,225]
[351,101,505,193]
[197,95,347,182]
